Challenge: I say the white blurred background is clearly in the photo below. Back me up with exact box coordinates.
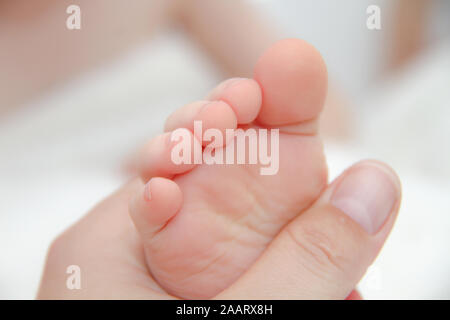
[0,0,449,299]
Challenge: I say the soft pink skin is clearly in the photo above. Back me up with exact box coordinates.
[255,39,328,125]
[131,39,329,299]
[37,39,401,300]
[165,100,238,146]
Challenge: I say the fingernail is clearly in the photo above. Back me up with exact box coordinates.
[143,181,152,201]
[223,77,245,90]
[330,163,399,234]
[207,78,245,100]
[198,101,215,114]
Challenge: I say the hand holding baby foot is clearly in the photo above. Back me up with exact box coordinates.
[130,39,328,299]
[38,39,401,300]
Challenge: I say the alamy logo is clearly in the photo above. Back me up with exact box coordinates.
[66,5,81,30]
[366,5,381,30]
[66,265,81,290]
[171,121,280,176]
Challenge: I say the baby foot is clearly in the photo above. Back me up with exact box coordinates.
[129,39,328,299]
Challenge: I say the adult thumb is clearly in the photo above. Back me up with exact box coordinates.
[217,160,401,299]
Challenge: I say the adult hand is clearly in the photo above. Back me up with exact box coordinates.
[37,160,400,299]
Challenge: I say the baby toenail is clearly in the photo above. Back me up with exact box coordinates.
[144,181,152,201]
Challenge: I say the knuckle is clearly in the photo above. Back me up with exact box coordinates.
[285,221,350,277]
